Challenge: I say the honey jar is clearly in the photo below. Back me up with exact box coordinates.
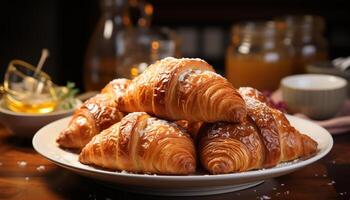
[226,21,294,91]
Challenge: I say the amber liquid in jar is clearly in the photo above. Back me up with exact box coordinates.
[226,51,293,91]
[226,21,294,91]
[4,94,57,114]
[3,60,58,114]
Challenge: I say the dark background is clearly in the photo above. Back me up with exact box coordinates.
[1,0,350,91]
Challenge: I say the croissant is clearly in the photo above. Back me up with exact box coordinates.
[118,57,247,123]
[199,87,317,174]
[56,79,130,149]
[79,112,196,175]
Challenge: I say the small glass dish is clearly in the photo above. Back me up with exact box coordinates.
[0,59,82,138]
[2,59,58,114]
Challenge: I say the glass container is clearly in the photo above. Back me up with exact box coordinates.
[226,21,294,91]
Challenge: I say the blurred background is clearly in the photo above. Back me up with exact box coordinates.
[1,0,350,92]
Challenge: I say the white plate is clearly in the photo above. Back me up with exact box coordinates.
[32,115,333,196]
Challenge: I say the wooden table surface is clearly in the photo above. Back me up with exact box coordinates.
[0,124,349,200]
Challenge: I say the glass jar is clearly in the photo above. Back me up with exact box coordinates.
[226,21,294,91]
[278,15,328,73]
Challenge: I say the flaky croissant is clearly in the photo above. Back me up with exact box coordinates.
[118,57,247,123]
[56,79,130,149]
[199,87,317,174]
[79,112,196,175]
[239,87,317,164]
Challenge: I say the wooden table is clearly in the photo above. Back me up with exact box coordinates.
[0,124,349,200]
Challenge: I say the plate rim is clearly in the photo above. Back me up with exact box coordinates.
[32,114,333,181]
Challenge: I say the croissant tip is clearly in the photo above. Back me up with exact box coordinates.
[78,152,86,163]
[184,162,196,174]
[56,131,68,145]
[56,129,80,148]
[173,155,196,174]
[301,135,318,156]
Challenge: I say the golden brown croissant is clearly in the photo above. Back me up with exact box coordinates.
[199,87,317,174]
[56,79,130,149]
[79,112,196,175]
[239,87,281,167]
[199,118,264,174]
[239,87,317,162]
[118,57,247,123]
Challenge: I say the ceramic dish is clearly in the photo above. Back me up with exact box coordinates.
[306,62,350,95]
[281,74,348,119]
[32,115,333,196]
[0,99,81,138]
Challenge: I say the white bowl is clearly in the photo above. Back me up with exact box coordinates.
[281,74,348,119]
[0,99,80,138]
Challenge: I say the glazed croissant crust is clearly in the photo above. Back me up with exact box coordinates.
[118,57,247,123]
[54,57,319,176]
[79,112,196,175]
[56,79,130,149]
[199,87,318,174]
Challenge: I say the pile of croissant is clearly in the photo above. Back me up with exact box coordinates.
[56,57,317,175]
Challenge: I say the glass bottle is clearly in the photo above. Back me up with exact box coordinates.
[226,21,294,91]
[84,0,179,90]
[84,0,131,91]
[121,27,179,79]
[116,2,179,79]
